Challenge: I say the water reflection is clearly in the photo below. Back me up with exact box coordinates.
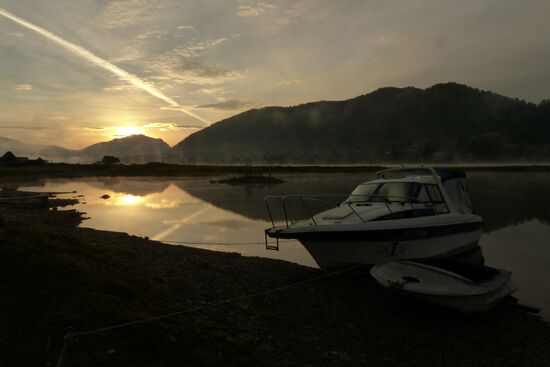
[110,194,142,206]
[21,178,318,267]
[20,172,550,318]
[468,172,550,232]
[175,174,377,222]
[480,219,550,319]
[87,177,170,196]
[177,172,550,235]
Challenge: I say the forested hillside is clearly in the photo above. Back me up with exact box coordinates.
[172,83,550,163]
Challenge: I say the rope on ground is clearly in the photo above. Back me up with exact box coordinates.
[161,239,297,246]
[55,329,74,367]
[55,263,364,366]
[72,263,363,338]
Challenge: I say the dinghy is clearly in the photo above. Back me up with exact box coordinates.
[370,259,517,313]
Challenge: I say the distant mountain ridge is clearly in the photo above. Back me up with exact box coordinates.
[5,83,550,164]
[0,136,76,161]
[79,134,170,163]
[0,134,170,163]
[172,83,550,163]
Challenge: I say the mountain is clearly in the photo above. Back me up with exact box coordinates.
[0,136,76,161]
[0,136,36,156]
[172,83,550,163]
[78,134,171,163]
[37,145,77,161]
[0,134,171,163]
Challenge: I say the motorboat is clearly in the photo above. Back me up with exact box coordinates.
[264,168,484,269]
[370,259,517,313]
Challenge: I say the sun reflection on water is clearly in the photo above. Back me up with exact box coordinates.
[117,194,142,206]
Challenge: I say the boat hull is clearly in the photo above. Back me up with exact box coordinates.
[300,229,481,269]
[406,284,517,313]
[370,261,517,313]
[266,220,484,269]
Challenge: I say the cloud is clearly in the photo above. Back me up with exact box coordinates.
[145,38,242,85]
[170,38,227,58]
[7,31,24,37]
[237,2,276,17]
[136,30,168,40]
[177,25,194,30]
[50,114,69,121]
[171,61,242,84]
[373,35,413,47]
[97,0,166,29]
[0,125,51,130]
[274,0,329,30]
[276,79,307,86]
[235,0,328,35]
[86,127,109,131]
[0,6,208,125]
[143,122,201,131]
[144,38,240,85]
[194,87,225,95]
[109,47,144,63]
[14,83,32,91]
[196,99,256,110]
[103,84,136,92]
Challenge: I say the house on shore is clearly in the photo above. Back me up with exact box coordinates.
[99,156,121,165]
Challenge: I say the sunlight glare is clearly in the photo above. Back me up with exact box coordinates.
[114,126,144,138]
[117,194,142,206]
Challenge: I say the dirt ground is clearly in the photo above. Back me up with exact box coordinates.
[1,191,549,366]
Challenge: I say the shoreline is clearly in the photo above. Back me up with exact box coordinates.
[1,191,550,366]
[1,162,550,182]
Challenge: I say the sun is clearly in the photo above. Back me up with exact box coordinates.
[114,125,144,138]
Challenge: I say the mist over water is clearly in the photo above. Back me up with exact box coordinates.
[20,171,550,318]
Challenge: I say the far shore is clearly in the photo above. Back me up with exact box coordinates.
[1,162,550,182]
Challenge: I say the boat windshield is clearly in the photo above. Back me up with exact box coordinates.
[348,182,421,203]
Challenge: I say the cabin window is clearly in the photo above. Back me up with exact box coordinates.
[348,183,378,203]
[349,182,419,203]
[415,185,430,203]
[375,182,418,202]
[348,182,449,214]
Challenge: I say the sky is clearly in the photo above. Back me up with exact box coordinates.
[0,0,549,149]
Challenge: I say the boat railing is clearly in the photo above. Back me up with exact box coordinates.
[264,193,438,229]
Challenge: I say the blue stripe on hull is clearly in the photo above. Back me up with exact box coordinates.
[268,221,483,242]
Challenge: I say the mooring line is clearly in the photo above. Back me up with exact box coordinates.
[161,239,297,246]
[54,263,364,366]
[74,263,362,337]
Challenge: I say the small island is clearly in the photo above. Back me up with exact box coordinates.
[210,173,286,185]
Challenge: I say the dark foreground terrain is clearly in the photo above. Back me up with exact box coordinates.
[1,192,549,366]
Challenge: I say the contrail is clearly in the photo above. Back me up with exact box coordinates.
[0,7,208,125]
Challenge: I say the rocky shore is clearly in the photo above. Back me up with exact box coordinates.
[1,191,549,366]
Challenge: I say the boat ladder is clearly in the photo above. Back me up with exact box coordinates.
[265,233,280,251]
